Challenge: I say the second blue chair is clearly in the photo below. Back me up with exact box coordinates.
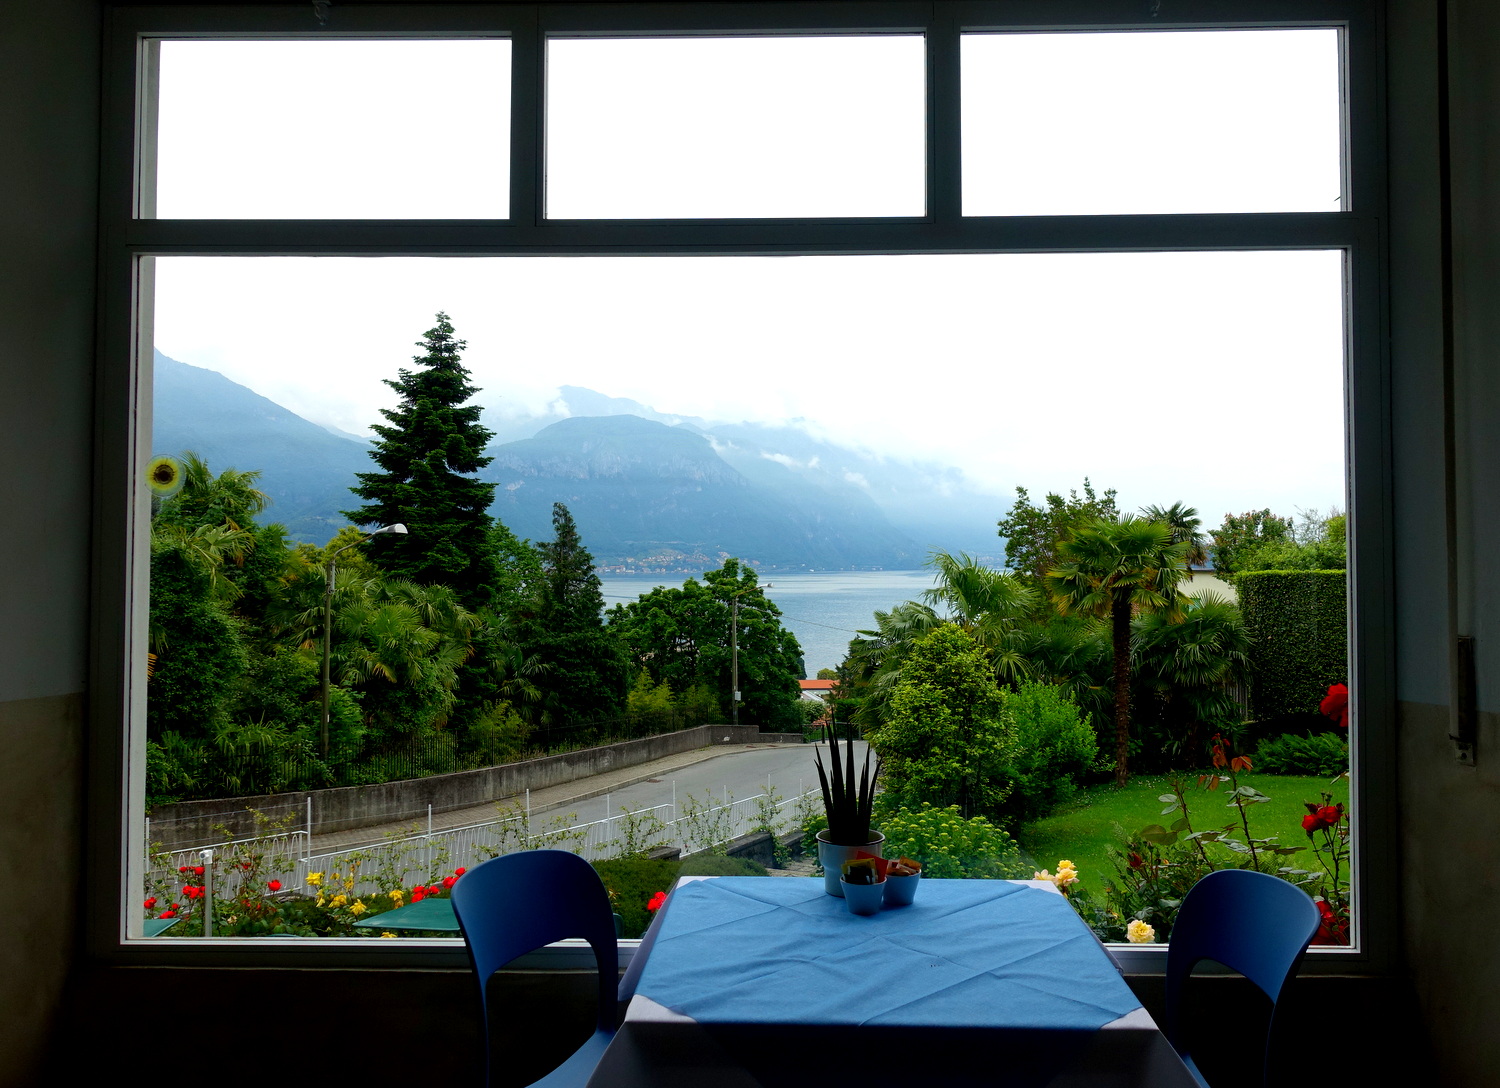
[450,849,621,1088]
[1164,868,1322,1088]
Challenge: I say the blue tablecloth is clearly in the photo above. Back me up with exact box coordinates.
[596,877,1196,1088]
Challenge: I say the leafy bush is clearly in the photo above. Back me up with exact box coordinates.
[997,681,1100,824]
[594,857,680,938]
[878,803,1032,880]
[593,853,770,937]
[1254,731,1349,776]
[1237,570,1346,720]
[869,626,1016,820]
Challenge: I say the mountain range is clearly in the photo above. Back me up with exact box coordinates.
[152,351,1006,570]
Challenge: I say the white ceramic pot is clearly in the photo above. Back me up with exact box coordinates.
[815,829,885,897]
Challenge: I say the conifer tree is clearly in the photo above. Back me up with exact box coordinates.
[520,503,629,728]
[345,313,499,611]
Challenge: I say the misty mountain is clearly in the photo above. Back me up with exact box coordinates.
[151,354,1006,565]
[151,351,372,542]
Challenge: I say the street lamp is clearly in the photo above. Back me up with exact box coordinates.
[320,523,407,757]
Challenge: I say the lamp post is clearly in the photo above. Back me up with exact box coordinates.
[320,523,407,758]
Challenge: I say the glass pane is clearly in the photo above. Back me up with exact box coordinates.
[546,36,925,218]
[154,40,510,218]
[141,251,1349,939]
[962,29,1343,216]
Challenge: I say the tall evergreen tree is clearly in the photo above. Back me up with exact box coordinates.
[345,313,499,611]
[520,503,629,728]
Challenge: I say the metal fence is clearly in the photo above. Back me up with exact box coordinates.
[146,788,819,903]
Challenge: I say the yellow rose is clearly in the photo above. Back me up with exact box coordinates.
[380,931,397,939]
[350,900,367,916]
[1033,869,1053,882]
[1127,919,1156,944]
[388,889,403,902]
[1057,859,1075,871]
[330,894,347,908]
[306,872,323,887]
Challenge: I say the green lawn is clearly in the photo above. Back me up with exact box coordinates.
[1016,771,1351,890]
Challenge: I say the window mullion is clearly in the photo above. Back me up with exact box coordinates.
[512,6,543,226]
[927,4,962,224]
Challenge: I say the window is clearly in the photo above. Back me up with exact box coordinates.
[94,1,1390,972]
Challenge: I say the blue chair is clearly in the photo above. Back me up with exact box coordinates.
[451,850,621,1087]
[1164,869,1322,1088]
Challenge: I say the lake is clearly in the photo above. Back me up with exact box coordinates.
[599,569,939,675]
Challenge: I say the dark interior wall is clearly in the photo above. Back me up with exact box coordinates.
[0,0,99,1082]
[0,1,1495,1084]
[1392,2,1500,1084]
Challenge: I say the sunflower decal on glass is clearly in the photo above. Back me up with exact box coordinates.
[146,455,184,498]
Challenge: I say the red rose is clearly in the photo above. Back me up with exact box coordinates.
[159,909,177,919]
[647,891,667,912]
[1318,805,1341,826]
[267,880,281,892]
[442,876,457,889]
[1320,683,1350,728]
[1302,814,1321,832]
[143,897,157,909]
[193,866,205,876]
[412,888,426,902]
[179,866,190,874]
[454,867,466,876]
[427,886,441,896]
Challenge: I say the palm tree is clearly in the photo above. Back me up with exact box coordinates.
[1046,517,1189,786]
[1132,595,1251,764]
[1141,502,1209,571]
[851,552,1035,726]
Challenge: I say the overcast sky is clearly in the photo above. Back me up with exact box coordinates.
[151,29,1347,526]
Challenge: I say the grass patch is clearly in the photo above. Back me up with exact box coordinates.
[1016,771,1351,890]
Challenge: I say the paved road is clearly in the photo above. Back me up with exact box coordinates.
[549,740,871,826]
[309,739,871,855]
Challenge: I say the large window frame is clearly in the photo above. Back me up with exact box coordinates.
[91,0,1394,974]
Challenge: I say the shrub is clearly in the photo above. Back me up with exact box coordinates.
[878,803,1032,880]
[594,854,769,937]
[997,681,1100,824]
[1254,731,1349,776]
[1237,570,1346,720]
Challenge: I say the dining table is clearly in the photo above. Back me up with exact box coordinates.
[590,875,1199,1088]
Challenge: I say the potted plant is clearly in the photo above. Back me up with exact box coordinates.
[813,722,883,897]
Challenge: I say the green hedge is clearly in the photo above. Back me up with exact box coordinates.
[1237,570,1347,720]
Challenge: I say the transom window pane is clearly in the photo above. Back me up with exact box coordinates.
[153,40,511,219]
[962,29,1343,216]
[545,35,925,219]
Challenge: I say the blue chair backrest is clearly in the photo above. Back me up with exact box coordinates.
[450,851,620,1071]
[1164,869,1321,1085]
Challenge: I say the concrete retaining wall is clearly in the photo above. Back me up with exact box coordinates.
[147,726,805,850]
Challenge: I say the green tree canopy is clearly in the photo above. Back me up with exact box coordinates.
[515,503,629,729]
[344,313,499,611]
[607,558,804,729]
[1208,508,1294,575]
[868,624,1016,821]
[996,479,1118,587]
[1046,516,1188,786]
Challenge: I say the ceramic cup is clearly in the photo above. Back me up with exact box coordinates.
[840,877,886,916]
[882,871,920,907]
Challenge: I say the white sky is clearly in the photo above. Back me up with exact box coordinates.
[151,29,1347,524]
